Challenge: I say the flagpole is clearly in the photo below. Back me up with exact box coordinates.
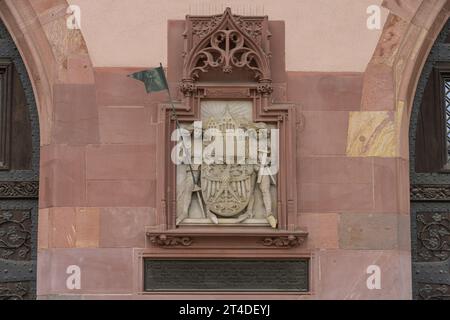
[160,64,212,222]
[160,64,197,182]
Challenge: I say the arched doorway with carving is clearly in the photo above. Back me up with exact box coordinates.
[409,18,450,300]
[0,19,40,300]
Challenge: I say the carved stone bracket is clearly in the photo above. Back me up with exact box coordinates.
[146,228,308,250]
[257,81,274,97]
[179,80,197,97]
[148,235,193,248]
[262,236,305,248]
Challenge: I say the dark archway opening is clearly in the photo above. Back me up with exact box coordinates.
[0,19,40,300]
[410,18,450,300]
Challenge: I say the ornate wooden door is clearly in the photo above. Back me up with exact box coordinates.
[410,18,450,300]
[0,20,39,300]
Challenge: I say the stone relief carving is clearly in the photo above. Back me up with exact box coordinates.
[176,101,278,228]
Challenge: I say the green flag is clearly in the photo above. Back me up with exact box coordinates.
[128,66,168,93]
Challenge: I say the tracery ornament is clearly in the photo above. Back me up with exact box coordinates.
[191,16,222,43]
[181,8,272,96]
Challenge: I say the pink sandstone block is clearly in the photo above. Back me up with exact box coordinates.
[37,248,134,295]
[298,111,350,157]
[94,68,148,107]
[64,55,95,84]
[361,63,395,111]
[38,209,50,250]
[339,213,400,250]
[313,249,412,300]
[87,180,156,207]
[300,157,373,184]
[287,72,363,111]
[300,183,373,213]
[298,213,339,249]
[98,106,157,144]
[52,84,99,145]
[99,207,157,248]
[373,157,402,213]
[39,145,87,208]
[86,145,156,181]
[49,208,76,249]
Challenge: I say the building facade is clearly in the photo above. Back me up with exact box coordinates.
[0,0,449,300]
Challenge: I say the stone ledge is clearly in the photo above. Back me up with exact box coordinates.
[145,227,308,250]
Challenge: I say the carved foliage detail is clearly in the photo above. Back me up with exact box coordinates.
[149,235,193,247]
[263,236,305,248]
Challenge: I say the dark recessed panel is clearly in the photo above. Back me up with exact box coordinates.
[144,259,309,292]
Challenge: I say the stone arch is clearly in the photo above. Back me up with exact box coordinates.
[358,1,450,205]
[361,1,450,156]
[0,0,95,146]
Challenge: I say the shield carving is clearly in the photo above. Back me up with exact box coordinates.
[201,164,254,217]
[200,108,256,217]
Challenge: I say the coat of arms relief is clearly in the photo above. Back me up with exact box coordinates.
[176,101,278,228]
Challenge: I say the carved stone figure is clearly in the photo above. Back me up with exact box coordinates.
[176,164,202,225]
[176,125,219,225]
[245,150,277,228]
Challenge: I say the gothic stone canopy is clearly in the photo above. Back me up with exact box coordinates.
[181,8,272,96]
